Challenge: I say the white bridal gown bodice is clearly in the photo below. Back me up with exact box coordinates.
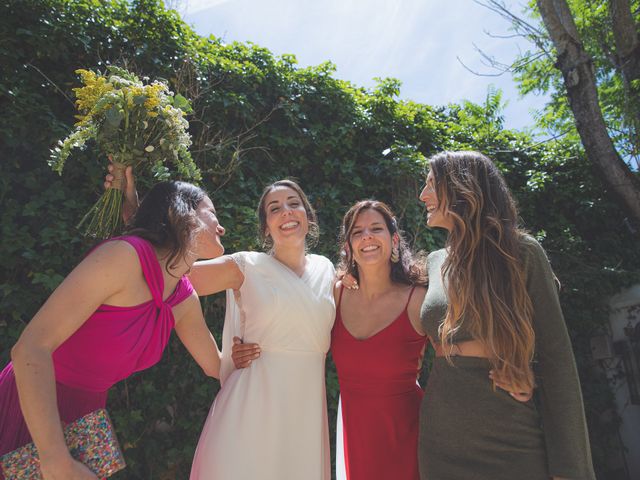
[190,251,335,480]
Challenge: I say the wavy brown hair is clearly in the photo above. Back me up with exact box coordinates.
[429,151,535,392]
[125,181,207,276]
[338,200,427,287]
[257,179,319,251]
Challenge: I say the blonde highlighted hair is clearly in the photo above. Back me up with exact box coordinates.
[429,151,535,392]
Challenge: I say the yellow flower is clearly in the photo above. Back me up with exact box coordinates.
[143,83,164,113]
[73,69,113,122]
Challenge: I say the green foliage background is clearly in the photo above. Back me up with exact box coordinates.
[0,1,638,478]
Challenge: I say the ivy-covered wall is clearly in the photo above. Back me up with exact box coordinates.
[1,1,638,478]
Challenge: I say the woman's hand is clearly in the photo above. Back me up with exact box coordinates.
[340,273,358,290]
[104,158,138,223]
[41,456,99,480]
[489,370,534,402]
[231,336,261,368]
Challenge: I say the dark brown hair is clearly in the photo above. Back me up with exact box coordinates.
[429,151,534,392]
[338,200,427,286]
[256,179,319,251]
[125,181,207,276]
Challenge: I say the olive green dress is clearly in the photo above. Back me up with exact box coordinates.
[419,236,595,480]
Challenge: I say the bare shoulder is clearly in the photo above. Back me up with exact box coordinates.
[333,280,353,304]
[408,286,426,314]
[411,285,427,304]
[85,239,138,262]
[76,239,140,277]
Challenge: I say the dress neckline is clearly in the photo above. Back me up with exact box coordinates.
[266,252,314,283]
[339,308,408,342]
[337,285,416,342]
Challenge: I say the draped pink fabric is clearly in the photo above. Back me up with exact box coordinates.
[0,236,193,457]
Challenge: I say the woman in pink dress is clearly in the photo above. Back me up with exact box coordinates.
[331,200,427,480]
[0,181,228,480]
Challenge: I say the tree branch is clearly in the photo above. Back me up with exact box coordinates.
[536,0,640,224]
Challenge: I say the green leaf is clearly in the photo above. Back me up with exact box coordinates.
[173,93,192,113]
[105,106,124,127]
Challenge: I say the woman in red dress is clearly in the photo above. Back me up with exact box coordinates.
[331,200,428,480]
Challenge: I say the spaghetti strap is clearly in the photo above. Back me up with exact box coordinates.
[337,284,346,310]
[404,286,416,311]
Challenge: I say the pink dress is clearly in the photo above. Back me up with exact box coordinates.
[0,236,193,461]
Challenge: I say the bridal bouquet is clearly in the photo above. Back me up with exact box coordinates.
[49,66,201,238]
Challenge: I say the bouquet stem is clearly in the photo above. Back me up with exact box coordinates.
[110,161,127,191]
[77,161,126,238]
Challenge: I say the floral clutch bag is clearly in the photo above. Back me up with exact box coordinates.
[0,409,126,479]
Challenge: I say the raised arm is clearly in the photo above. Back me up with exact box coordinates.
[10,241,138,479]
[104,164,244,297]
[189,255,244,296]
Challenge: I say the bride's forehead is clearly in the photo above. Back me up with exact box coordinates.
[265,186,300,202]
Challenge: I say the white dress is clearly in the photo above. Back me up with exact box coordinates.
[190,252,336,480]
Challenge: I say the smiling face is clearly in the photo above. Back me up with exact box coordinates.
[349,208,397,268]
[194,196,225,259]
[420,170,453,231]
[263,186,309,249]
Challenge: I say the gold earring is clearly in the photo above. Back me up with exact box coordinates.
[391,246,399,263]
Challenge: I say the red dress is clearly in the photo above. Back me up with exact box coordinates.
[331,286,426,480]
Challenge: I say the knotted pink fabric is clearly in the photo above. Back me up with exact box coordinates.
[0,236,193,458]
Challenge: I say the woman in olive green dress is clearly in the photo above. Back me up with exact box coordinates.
[418,151,595,480]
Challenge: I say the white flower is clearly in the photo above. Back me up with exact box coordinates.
[145,145,155,152]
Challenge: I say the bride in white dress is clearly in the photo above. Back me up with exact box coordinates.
[188,179,336,480]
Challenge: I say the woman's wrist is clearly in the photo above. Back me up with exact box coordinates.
[39,444,74,469]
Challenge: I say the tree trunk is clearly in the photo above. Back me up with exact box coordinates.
[609,0,640,84]
[536,0,640,225]
[609,0,640,158]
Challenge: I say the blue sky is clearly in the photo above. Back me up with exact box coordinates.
[180,0,547,131]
